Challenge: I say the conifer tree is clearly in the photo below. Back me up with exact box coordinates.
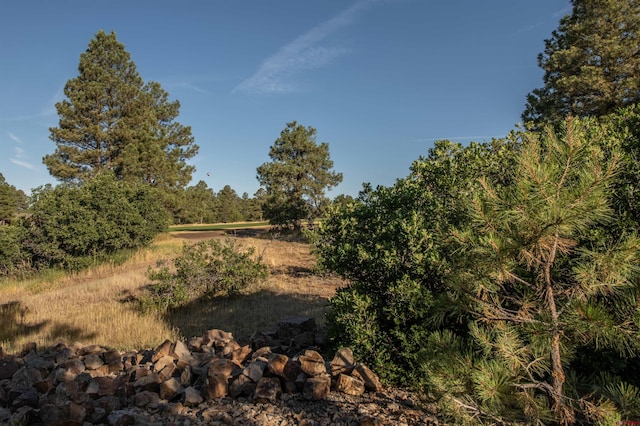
[523,0,640,128]
[448,118,640,424]
[257,121,342,229]
[44,31,198,188]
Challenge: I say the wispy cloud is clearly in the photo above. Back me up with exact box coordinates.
[8,132,37,170]
[234,1,376,95]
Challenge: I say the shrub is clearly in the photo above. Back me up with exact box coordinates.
[142,238,268,312]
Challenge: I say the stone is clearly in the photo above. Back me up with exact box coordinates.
[330,347,355,377]
[243,360,266,382]
[335,373,365,396]
[204,373,228,399]
[303,374,331,400]
[229,373,255,398]
[65,358,86,375]
[253,377,282,403]
[229,345,252,364]
[134,372,161,393]
[203,329,233,348]
[84,353,105,370]
[160,377,182,401]
[183,386,203,406]
[208,358,235,378]
[11,387,39,409]
[267,354,289,377]
[298,350,326,377]
[0,360,20,380]
[152,339,173,362]
[352,364,383,392]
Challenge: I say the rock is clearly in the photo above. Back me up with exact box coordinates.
[0,360,20,380]
[152,339,173,362]
[298,350,326,377]
[183,386,203,406]
[253,377,282,403]
[160,377,182,401]
[204,373,228,399]
[84,353,105,370]
[335,373,365,396]
[229,373,255,398]
[243,360,266,382]
[303,374,331,400]
[331,347,355,377]
[267,353,289,377]
[352,364,383,392]
[134,372,161,393]
[208,358,235,378]
[203,329,233,348]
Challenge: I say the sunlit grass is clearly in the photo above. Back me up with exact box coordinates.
[0,230,346,354]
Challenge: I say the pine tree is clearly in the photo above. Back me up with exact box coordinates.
[523,0,640,128]
[449,117,640,424]
[257,121,342,229]
[44,31,198,188]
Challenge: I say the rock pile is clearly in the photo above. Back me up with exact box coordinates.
[0,317,398,425]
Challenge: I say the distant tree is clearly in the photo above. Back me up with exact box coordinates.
[257,121,342,229]
[523,0,640,128]
[181,180,218,224]
[216,185,242,223]
[331,194,355,210]
[0,173,27,224]
[44,30,198,188]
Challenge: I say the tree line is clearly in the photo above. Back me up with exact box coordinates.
[0,30,342,276]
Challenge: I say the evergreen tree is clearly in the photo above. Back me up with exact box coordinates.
[523,0,640,128]
[44,30,198,188]
[257,121,342,229]
[446,118,640,424]
[0,173,27,224]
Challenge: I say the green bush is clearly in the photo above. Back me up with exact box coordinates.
[22,172,169,271]
[312,137,519,387]
[142,238,268,312]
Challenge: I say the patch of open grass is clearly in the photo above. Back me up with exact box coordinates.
[0,230,346,354]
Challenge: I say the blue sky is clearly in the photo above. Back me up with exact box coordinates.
[0,0,571,197]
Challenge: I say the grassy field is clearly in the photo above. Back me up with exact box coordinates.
[0,226,346,354]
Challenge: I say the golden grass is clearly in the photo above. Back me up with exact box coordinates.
[0,230,346,354]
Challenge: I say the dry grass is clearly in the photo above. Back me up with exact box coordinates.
[0,230,346,354]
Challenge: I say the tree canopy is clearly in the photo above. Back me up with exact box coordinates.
[256,121,342,229]
[44,30,198,188]
[523,0,640,128]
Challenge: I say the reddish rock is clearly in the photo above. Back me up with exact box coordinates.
[299,350,326,377]
[352,364,383,392]
[331,347,355,377]
[152,339,173,362]
[253,377,282,403]
[303,374,331,400]
[204,373,228,399]
[160,377,182,401]
[335,373,365,396]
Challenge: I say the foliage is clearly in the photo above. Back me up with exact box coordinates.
[0,173,27,224]
[312,136,519,385]
[22,172,169,270]
[44,30,198,189]
[142,238,268,312]
[0,224,31,277]
[443,118,640,424]
[257,121,342,229]
[523,0,640,128]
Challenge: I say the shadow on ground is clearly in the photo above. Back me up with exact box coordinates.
[163,289,331,341]
[0,300,97,347]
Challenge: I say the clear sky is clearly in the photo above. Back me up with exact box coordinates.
[0,0,571,197]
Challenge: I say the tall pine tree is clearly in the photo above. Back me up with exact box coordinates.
[523,0,640,128]
[44,30,198,188]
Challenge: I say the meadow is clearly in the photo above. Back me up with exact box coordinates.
[0,227,345,354]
